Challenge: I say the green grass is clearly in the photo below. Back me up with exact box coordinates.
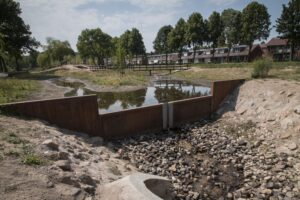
[191,61,300,69]
[22,154,44,165]
[5,149,21,157]
[54,69,149,87]
[2,132,28,145]
[0,78,40,104]
[174,61,300,82]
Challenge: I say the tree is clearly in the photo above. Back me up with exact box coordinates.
[37,52,51,68]
[153,25,173,65]
[77,28,112,66]
[45,38,74,65]
[120,30,131,64]
[186,12,206,63]
[0,0,39,71]
[168,18,187,64]
[221,9,242,61]
[242,1,271,62]
[208,11,223,62]
[128,28,146,64]
[276,0,300,61]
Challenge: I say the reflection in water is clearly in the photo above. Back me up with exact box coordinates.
[52,79,210,113]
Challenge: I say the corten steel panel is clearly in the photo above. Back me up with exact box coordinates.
[0,95,99,136]
[211,79,245,112]
[171,96,212,126]
[100,104,163,139]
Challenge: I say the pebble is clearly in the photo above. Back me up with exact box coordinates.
[115,120,300,199]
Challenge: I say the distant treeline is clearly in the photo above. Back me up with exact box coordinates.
[0,0,299,72]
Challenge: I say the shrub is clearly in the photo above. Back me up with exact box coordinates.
[251,59,272,78]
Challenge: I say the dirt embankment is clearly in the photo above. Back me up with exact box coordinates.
[219,79,300,154]
[0,116,136,200]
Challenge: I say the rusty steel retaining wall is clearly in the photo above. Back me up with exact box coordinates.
[0,79,244,139]
[211,79,245,112]
[0,95,100,136]
[100,104,164,139]
[169,96,212,128]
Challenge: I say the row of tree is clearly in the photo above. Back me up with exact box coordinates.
[0,0,299,72]
[153,2,269,64]
[154,0,299,63]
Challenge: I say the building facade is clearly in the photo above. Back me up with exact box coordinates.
[129,38,299,65]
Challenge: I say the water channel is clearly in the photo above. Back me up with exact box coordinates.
[52,79,211,114]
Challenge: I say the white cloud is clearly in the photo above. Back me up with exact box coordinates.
[208,0,238,6]
[16,0,184,52]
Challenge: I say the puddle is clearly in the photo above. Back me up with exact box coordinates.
[52,79,210,114]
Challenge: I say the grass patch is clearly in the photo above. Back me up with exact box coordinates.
[0,77,40,104]
[173,67,252,81]
[174,61,300,82]
[2,132,28,145]
[53,70,149,87]
[23,154,44,165]
[5,149,21,157]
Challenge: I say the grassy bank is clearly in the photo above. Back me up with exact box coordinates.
[174,61,300,81]
[54,70,150,87]
[0,78,40,104]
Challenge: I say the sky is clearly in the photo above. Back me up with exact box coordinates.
[17,0,289,52]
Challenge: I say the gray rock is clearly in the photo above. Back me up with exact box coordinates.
[59,175,80,188]
[42,139,59,151]
[79,174,97,187]
[287,142,297,150]
[56,160,72,171]
[294,105,300,114]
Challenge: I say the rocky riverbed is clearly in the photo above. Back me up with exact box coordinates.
[115,119,300,200]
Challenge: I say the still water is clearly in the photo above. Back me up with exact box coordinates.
[53,79,210,114]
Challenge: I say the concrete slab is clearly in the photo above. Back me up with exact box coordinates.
[100,173,174,200]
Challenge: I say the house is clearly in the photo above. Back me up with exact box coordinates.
[264,38,300,61]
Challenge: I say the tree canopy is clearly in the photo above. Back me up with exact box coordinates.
[276,0,300,61]
[77,28,112,66]
[153,25,173,64]
[128,28,146,57]
[168,18,187,64]
[153,25,173,54]
[208,11,223,60]
[221,9,242,48]
[241,1,271,61]
[37,38,74,68]
[0,0,39,71]
[186,12,206,63]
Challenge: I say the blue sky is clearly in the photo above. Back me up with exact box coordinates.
[17,0,289,52]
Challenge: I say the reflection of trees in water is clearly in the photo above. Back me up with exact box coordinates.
[96,89,146,109]
[154,82,209,103]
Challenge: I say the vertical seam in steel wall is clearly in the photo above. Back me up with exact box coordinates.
[168,102,174,129]
[162,103,168,130]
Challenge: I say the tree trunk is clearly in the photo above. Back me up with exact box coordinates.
[193,46,196,64]
[15,57,21,71]
[212,47,215,63]
[290,42,294,61]
[247,44,252,62]
[179,49,182,65]
[227,47,231,63]
[165,52,168,66]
